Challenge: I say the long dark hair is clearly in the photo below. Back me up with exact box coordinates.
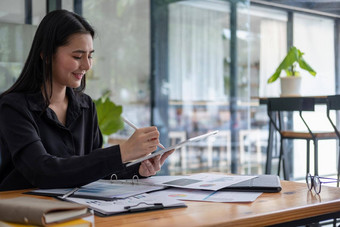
[0,9,95,108]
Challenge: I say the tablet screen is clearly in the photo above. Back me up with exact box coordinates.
[126,130,219,167]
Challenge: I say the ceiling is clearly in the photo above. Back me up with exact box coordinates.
[259,0,340,17]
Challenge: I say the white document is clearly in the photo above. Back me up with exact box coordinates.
[135,173,257,191]
[126,130,219,167]
[150,188,262,203]
[64,193,186,216]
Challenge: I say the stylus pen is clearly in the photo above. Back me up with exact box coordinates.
[61,187,79,199]
[122,116,165,149]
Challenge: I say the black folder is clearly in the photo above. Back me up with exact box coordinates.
[221,174,282,193]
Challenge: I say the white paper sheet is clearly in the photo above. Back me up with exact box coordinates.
[150,188,262,203]
[65,193,186,215]
[136,173,257,191]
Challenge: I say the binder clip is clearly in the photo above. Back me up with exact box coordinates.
[132,175,139,184]
[124,202,164,212]
[110,174,118,183]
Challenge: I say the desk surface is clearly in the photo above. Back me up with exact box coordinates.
[1,180,340,227]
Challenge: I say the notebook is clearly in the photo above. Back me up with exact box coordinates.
[0,197,91,226]
[221,175,282,193]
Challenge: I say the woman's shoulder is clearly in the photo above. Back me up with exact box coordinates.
[78,92,92,101]
[0,92,27,106]
[74,91,95,108]
[0,93,33,117]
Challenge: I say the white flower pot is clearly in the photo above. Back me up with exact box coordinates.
[280,76,302,97]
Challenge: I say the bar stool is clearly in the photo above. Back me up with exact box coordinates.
[267,97,338,180]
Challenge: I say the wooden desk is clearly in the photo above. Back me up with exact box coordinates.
[1,180,340,226]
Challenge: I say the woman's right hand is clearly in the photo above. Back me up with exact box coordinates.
[119,126,160,163]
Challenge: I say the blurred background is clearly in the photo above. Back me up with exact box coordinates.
[1,0,340,180]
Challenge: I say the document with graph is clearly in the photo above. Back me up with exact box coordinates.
[26,180,166,201]
[118,173,256,191]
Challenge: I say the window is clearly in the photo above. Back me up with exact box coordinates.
[0,1,37,93]
[249,6,288,98]
[294,13,335,96]
[164,0,255,174]
[0,0,25,24]
[83,0,151,136]
[292,13,336,178]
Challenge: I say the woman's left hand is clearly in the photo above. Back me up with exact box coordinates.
[139,149,175,177]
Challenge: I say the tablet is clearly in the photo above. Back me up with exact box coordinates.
[126,130,219,167]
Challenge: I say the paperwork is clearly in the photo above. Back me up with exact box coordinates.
[28,180,165,200]
[26,173,277,217]
[64,193,186,216]
[134,173,257,191]
[150,188,262,203]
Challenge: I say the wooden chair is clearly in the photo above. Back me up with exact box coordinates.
[267,97,338,180]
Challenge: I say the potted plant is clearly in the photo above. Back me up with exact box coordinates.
[94,91,124,144]
[267,46,317,96]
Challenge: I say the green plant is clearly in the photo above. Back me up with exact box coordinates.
[93,92,124,137]
[267,46,317,83]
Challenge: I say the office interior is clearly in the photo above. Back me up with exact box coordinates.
[1,0,340,182]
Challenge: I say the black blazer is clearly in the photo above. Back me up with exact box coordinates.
[0,88,139,191]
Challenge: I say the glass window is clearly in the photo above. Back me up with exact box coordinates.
[83,0,151,136]
[32,0,46,25]
[294,13,335,96]
[240,5,287,175]
[0,0,40,93]
[293,13,336,179]
[249,6,288,98]
[168,1,228,102]
[166,0,252,174]
[0,0,25,24]
[0,23,36,92]
[62,0,73,11]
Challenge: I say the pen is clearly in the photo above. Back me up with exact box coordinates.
[122,116,139,130]
[61,187,79,199]
[122,116,165,149]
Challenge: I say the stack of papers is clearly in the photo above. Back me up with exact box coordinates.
[135,173,257,191]
[66,193,186,216]
[149,188,262,203]
[28,180,165,200]
[28,173,281,216]
[134,173,263,203]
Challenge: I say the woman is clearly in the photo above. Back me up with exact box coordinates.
[0,10,173,191]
